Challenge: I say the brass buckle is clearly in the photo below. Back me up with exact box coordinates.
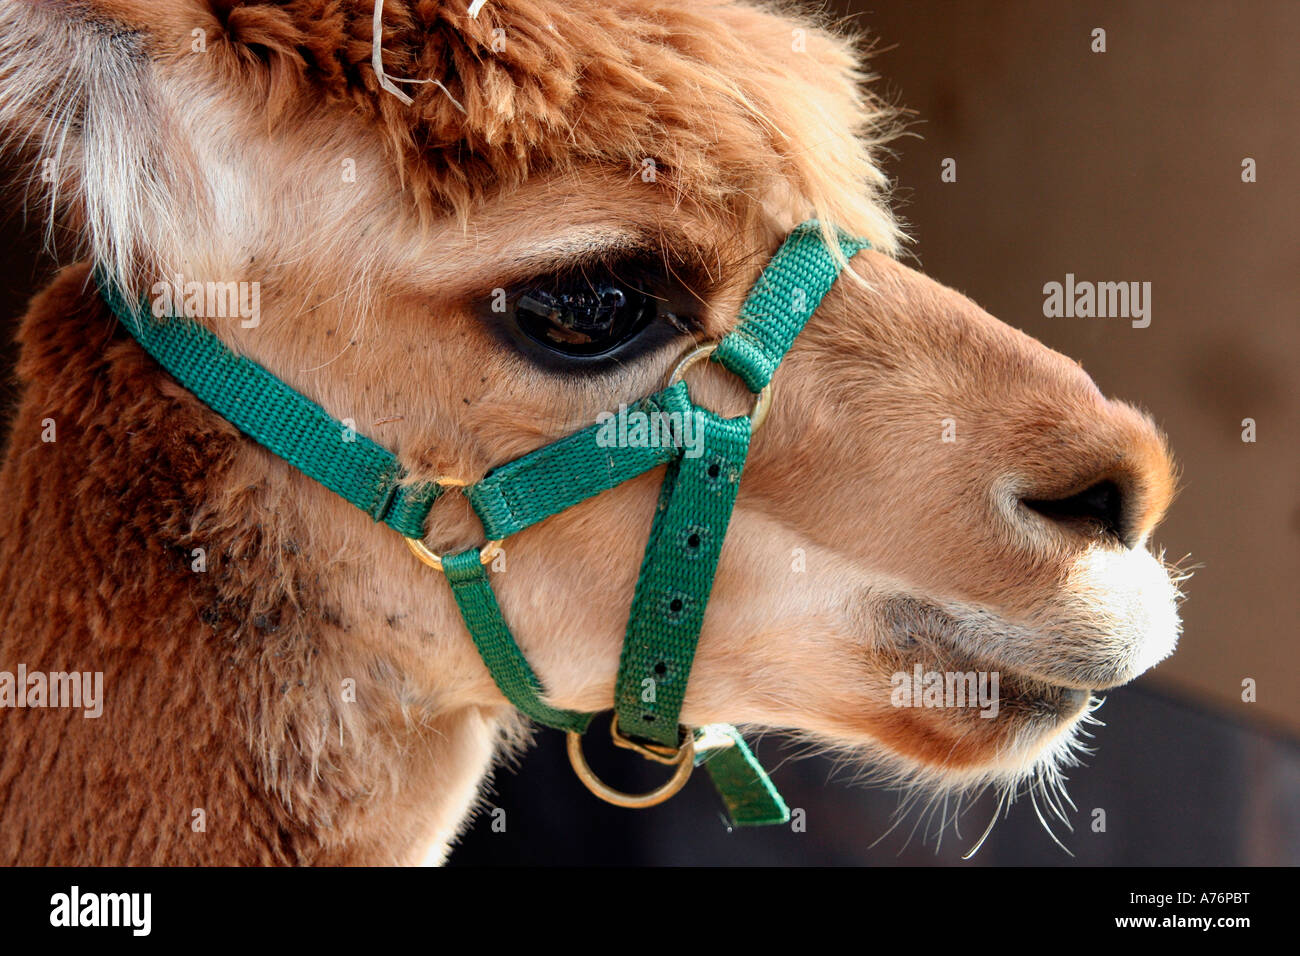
[668,343,774,432]
[404,476,504,573]
[566,716,695,809]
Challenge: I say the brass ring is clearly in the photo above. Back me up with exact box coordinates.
[405,535,503,573]
[404,476,504,574]
[566,719,695,809]
[668,343,774,432]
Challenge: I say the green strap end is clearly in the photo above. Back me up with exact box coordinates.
[695,725,790,827]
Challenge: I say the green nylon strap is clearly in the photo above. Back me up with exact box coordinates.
[444,547,787,826]
[467,383,693,540]
[603,223,867,746]
[465,225,870,541]
[442,548,593,734]
[696,727,791,827]
[97,275,441,539]
[613,409,752,747]
[95,220,864,830]
[713,222,870,392]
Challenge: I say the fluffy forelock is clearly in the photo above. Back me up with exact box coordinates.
[193,0,900,249]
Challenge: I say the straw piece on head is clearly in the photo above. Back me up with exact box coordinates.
[371,0,468,113]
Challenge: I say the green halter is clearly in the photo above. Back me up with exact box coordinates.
[98,221,868,827]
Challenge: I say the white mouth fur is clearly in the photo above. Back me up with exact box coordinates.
[852,544,1187,855]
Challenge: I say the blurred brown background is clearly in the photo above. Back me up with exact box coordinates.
[1,0,1295,864]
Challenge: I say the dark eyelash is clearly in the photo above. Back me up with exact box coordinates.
[511,242,718,303]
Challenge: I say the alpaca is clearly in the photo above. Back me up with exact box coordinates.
[0,0,1181,865]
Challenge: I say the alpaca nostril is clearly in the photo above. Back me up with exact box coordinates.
[1023,479,1129,545]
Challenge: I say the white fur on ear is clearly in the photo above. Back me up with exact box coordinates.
[370,0,467,113]
[0,4,184,303]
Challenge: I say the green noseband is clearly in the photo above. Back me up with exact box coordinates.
[98,220,868,828]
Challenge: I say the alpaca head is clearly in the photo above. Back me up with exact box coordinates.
[1,0,1181,843]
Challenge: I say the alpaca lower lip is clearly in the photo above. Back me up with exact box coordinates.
[1048,685,1092,719]
[878,595,1123,696]
[999,674,1093,721]
[1059,686,1091,711]
[888,653,1093,723]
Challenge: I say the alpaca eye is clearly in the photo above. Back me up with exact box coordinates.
[479,254,704,372]
[511,272,658,357]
